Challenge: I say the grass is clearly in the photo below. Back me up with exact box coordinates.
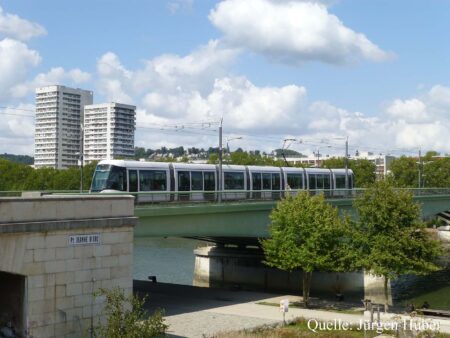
[213,318,450,338]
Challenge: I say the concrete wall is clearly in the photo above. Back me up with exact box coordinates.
[0,195,137,338]
[193,246,365,300]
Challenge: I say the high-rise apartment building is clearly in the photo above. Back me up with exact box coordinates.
[34,85,93,169]
[83,103,136,164]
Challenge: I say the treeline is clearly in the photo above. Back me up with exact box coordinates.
[390,154,450,188]
[0,159,97,191]
[0,153,34,165]
[134,146,300,160]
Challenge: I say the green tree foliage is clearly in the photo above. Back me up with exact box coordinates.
[208,150,286,166]
[423,158,450,187]
[261,192,353,307]
[354,180,443,312]
[0,153,34,165]
[321,158,376,187]
[0,159,33,190]
[93,287,167,338]
[0,159,98,192]
[389,156,418,187]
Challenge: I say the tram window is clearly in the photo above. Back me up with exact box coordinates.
[204,172,215,191]
[252,173,262,190]
[191,171,203,191]
[316,175,323,189]
[129,170,138,192]
[224,171,245,190]
[324,175,331,189]
[139,170,167,191]
[349,174,354,188]
[287,173,302,189]
[272,174,280,190]
[335,175,346,189]
[178,171,190,191]
[309,174,317,190]
[108,166,127,191]
[263,173,271,190]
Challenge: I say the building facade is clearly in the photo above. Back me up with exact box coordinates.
[83,103,136,164]
[34,86,93,169]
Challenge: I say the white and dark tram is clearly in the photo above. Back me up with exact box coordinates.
[90,160,354,202]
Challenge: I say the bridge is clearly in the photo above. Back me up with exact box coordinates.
[3,189,450,240]
[133,189,450,239]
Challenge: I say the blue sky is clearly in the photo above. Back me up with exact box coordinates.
[1,0,450,156]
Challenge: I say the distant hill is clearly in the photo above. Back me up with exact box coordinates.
[273,148,305,157]
[0,153,34,165]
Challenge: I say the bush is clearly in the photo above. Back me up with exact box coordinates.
[92,287,167,338]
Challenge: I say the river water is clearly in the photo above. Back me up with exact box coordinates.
[133,237,207,285]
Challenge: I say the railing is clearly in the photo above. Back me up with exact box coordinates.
[2,188,450,205]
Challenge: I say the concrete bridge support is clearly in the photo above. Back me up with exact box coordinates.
[193,246,365,300]
[0,195,137,338]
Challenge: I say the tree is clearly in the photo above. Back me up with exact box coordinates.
[261,192,353,307]
[321,158,376,187]
[93,287,167,338]
[389,156,418,187]
[354,181,443,312]
[423,158,450,187]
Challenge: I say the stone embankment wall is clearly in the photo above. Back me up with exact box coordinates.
[0,195,137,338]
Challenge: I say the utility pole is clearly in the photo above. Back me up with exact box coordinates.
[345,136,349,190]
[418,148,422,189]
[218,118,223,202]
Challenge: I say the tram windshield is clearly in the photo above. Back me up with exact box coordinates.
[91,164,127,192]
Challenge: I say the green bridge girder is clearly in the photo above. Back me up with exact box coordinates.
[134,194,450,238]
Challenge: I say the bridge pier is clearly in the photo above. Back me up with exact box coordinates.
[193,245,365,299]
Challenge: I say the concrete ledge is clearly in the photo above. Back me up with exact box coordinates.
[0,217,138,234]
[0,195,135,223]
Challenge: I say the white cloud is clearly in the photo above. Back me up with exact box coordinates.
[0,6,47,41]
[0,38,41,100]
[209,0,392,65]
[11,67,91,98]
[207,77,307,132]
[386,98,429,123]
[96,40,238,103]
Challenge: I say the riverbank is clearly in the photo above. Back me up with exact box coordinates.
[135,281,450,338]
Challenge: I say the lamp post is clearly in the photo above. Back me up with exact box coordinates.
[226,136,243,155]
[218,118,223,202]
[313,145,331,167]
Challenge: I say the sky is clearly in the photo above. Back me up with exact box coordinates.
[1,0,450,157]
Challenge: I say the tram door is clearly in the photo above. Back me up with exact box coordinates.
[128,170,138,192]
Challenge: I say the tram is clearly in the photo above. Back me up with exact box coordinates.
[90,160,354,202]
